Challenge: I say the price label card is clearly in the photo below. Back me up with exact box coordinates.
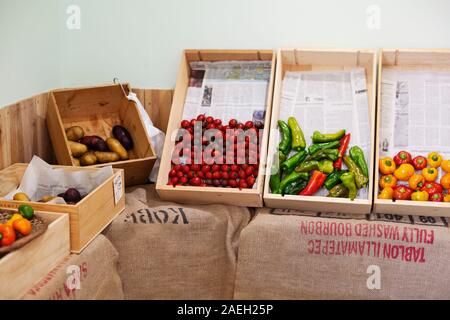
[113,174,124,205]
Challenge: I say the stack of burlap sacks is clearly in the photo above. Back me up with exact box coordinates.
[23,185,450,300]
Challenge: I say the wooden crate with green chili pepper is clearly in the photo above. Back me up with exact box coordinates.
[264,48,376,214]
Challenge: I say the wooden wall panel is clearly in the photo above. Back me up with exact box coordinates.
[0,92,54,169]
[0,88,173,170]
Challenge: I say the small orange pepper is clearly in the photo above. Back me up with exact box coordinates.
[379,157,396,174]
[428,152,442,168]
[440,173,450,189]
[379,174,397,189]
[444,194,450,203]
[441,160,450,173]
[394,163,414,181]
[378,186,394,200]
[422,167,438,182]
[13,218,32,236]
[409,174,425,190]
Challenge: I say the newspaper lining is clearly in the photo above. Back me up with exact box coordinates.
[380,69,450,159]
[183,61,271,123]
[3,156,114,204]
[278,68,371,199]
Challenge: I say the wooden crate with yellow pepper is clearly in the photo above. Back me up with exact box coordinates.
[374,49,450,217]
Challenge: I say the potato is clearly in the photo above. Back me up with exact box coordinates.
[80,135,109,151]
[112,125,133,150]
[73,158,81,166]
[65,126,85,141]
[64,188,82,204]
[106,138,128,160]
[39,195,55,203]
[68,141,88,157]
[13,192,30,201]
[80,152,97,166]
[94,151,120,163]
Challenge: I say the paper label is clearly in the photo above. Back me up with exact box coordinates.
[113,174,124,205]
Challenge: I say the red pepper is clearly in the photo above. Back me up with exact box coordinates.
[429,193,443,202]
[333,133,351,170]
[0,224,16,246]
[393,185,413,200]
[299,170,327,196]
[412,156,427,170]
[393,151,412,166]
[420,182,443,195]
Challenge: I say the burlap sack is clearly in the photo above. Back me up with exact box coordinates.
[103,184,252,300]
[22,234,124,300]
[234,208,450,300]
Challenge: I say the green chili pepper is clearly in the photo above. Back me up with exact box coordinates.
[277,120,292,156]
[284,179,308,195]
[327,183,349,198]
[269,152,282,194]
[312,129,346,144]
[340,172,357,200]
[287,117,306,151]
[279,171,309,195]
[306,149,340,162]
[324,170,348,190]
[343,155,368,189]
[295,160,319,173]
[318,160,334,174]
[281,150,307,174]
[349,146,369,178]
[307,140,340,155]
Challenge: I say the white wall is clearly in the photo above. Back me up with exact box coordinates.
[1,0,450,106]
[0,0,61,106]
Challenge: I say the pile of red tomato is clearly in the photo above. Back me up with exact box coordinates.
[168,114,263,189]
[378,151,450,202]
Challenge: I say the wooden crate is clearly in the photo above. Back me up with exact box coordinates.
[263,49,377,214]
[0,210,70,300]
[156,49,276,207]
[0,163,125,253]
[374,49,450,217]
[46,84,156,186]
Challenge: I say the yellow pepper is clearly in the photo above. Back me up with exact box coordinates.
[440,173,450,189]
[422,167,438,182]
[379,157,396,175]
[441,160,450,173]
[428,152,442,168]
[394,163,414,181]
[444,194,450,203]
[411,191,429,201]
[379,174,397,189]
[409,174,425,190]
[378,186,394,200]
[7,213,23,226]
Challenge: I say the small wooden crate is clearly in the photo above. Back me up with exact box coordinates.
[156,49,276,207]
[0,210,70,300]
[0,163,125,253]
[46,84,156,186]
[374,49,450,217]
[263,49,377,214]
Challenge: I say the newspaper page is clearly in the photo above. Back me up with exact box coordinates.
[182,61,271,124]
[380,69,450,160]
[278,68,371,199]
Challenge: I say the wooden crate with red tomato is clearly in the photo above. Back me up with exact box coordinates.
[374,49,450,217]
[156,50,276,207]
